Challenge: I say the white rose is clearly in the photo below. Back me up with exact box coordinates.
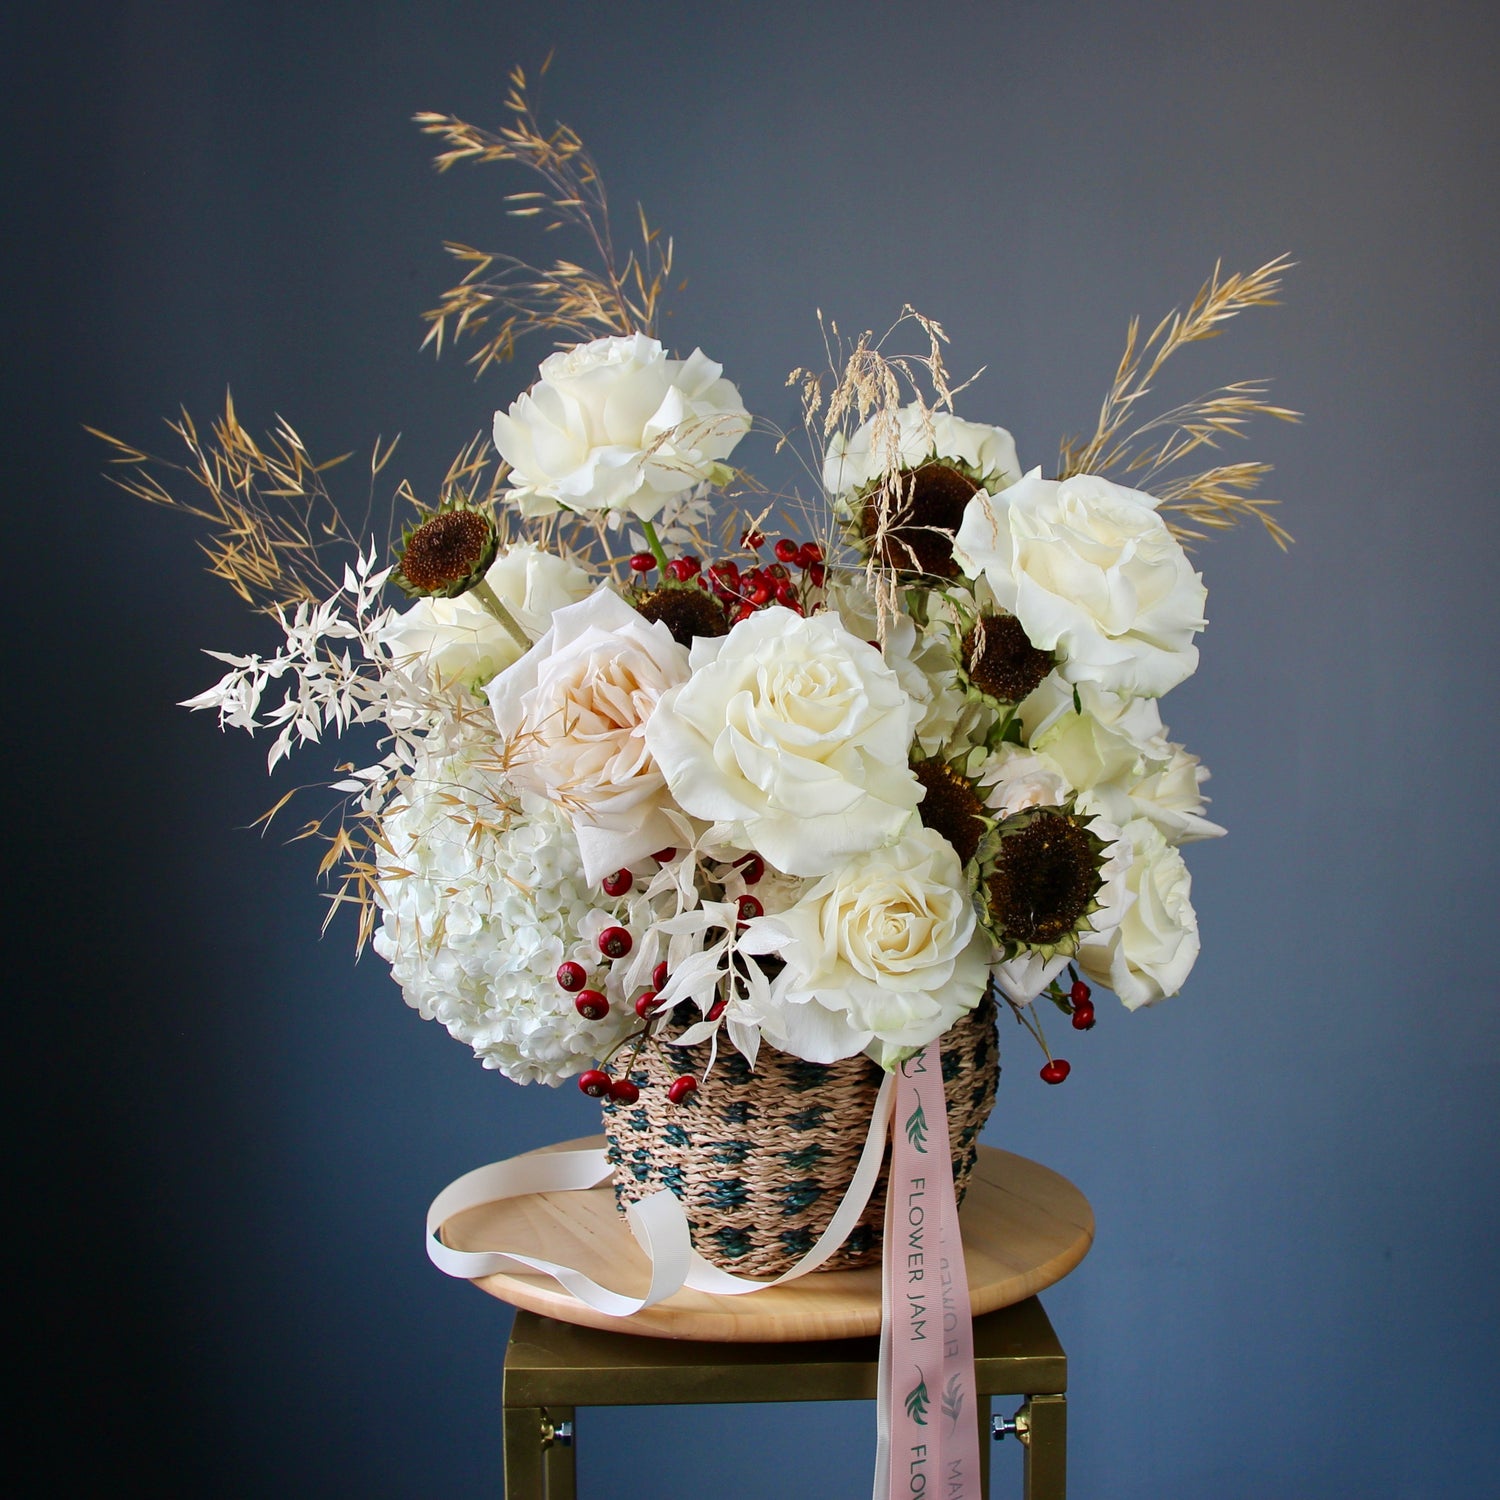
[974,745,1072,819]
[492,333,750,521]
[1021,676,1225,842]
[380,542,591,690]
[823,403,1021,498]
[643,606,923,877]
[486,589,690,882]
[739,827,989,1067]
[1076,818,1200,1008]
[953,470,1208,698]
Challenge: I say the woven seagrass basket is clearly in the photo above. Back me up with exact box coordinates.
[600,991,1000,1276]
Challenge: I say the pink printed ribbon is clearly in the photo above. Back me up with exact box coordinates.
[875,1044,981,1500]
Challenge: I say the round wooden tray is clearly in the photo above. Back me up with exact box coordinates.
[442,1136,1093,1342]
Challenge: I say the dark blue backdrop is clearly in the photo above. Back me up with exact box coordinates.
[10,2,1498,1495]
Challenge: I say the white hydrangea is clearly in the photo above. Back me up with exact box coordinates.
[372,751,644,1084]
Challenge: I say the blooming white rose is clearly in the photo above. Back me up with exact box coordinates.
[644,607,923,877]
[823,403,1021,498]
[493,333,750,521]
[1076,818,1200,1008]
[486,589,690,882]
[974,745,1072,820]
[953,470,1208,698]
[1021,676,1225,842]
[739,827,989,1067]
[379,542,591,690]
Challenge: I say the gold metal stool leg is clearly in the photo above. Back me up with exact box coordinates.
[1021,1393,1067,1500]
[502,1404,575,1500]
[502,1405,545,1498]
[978,1393,993,1494]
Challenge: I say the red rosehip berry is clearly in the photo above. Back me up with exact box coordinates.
[741,529,766,549]
[774,537,800,563]
[608,1077,640,1105]
[555,961,588,993]
[708,562,739,590]
[1040,1059,1071,1085]
[634,990,659,1019]
[578,1069,611,1098]
[749,584,773,606]
[597,925,633,959]
[1070,1002,1096,1032]
[1070,979,1092,1005]
[629,552,656,573]
[736,893,763,922]
[574,990,609,1021]
[806,561,826,586]
[666,1075,699,1104]
[601,868,634,898]
[767,562,790,581]
[651,847,677,864]
[707,998,727,1021]
[736,853,765,885]
[652,961,669,990]
[797,541,824,566]
[668,556,700,581]
[733,602,755,623]
[774,580,797,606]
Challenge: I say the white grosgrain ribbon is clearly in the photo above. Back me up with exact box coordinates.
[425,1072,896,1311]
[874,1045,981,1500]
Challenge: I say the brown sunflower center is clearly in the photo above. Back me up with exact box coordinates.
[634,586,730,648]
[961,613,1055,704]
[986,810,1101,947]
[911,758,986,867]
[860,462,978,577]
[397,510,495,593]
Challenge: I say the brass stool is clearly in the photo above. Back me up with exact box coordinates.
[501,1296,1067,1499]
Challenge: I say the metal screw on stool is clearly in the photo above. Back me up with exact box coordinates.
[992,1404,1032,1445]
[538,1412,574,1448]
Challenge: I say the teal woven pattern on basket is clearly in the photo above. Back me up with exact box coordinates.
[601,990,1001,1277]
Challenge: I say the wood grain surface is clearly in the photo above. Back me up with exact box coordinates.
[442,1137,1093,1342]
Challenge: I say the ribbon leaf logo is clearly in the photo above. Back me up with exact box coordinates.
[904,1374,930,1426]
[942,1372,965,1431]
[904,1100,929,1154]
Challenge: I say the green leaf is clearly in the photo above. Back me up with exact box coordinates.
[904,1101,929,1153]
[942,1373,964,1428]
[1072,684,1083,715]
[905,1375,930,1425]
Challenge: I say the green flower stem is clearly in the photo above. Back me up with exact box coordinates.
[470,579,532,650]
[639,519,672,577]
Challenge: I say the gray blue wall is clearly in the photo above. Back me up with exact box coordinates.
[11,2,1498,1494]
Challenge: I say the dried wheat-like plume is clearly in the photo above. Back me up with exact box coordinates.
[415,58,673,373]
[87,395,400,611]
[790,306,978,630]
[1058,255,1300,547]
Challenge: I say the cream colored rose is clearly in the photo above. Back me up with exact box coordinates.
[1020,676,1225,842]
[823,403,1021,498]
[953,470,1208,698]
[1076,818,1200,1008]
[739,827,989,1066]
[492,333,750,521]
[380,542,591,691]
[643,606,923,877]
[486,589,690,882]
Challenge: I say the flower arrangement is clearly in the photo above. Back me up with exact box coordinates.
[97,65,1296,1119]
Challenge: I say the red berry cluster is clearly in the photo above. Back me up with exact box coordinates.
[1038,976,1096,1085]
[628,532,826,623]
[570,860,700,1106]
